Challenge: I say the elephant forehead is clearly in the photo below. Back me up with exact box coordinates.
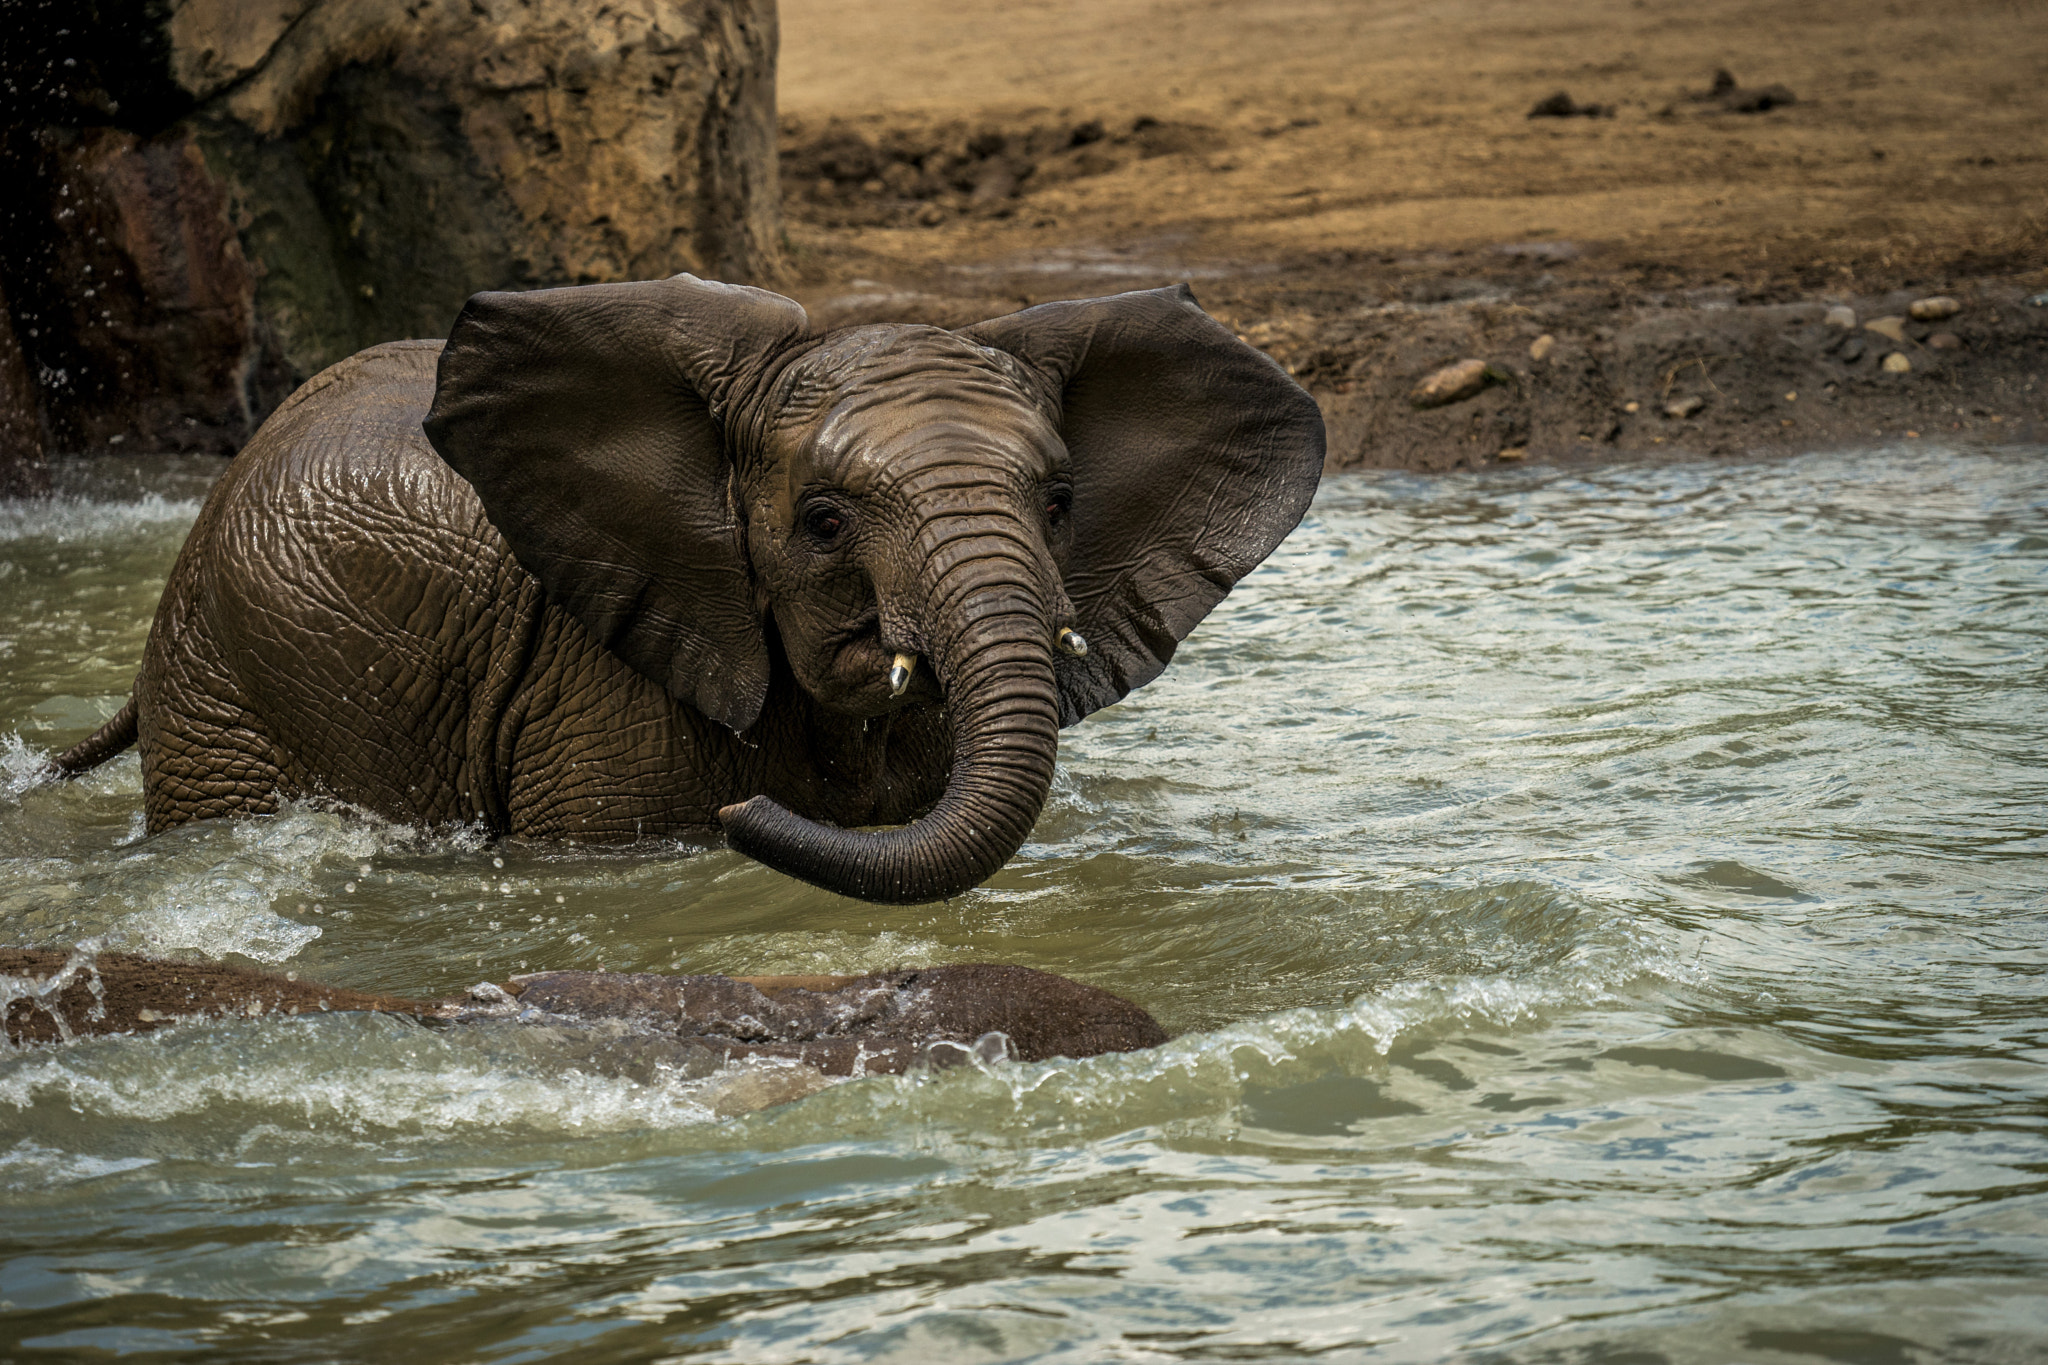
[788,338,1061,486]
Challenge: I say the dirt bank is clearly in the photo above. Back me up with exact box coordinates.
[776,0,2048,469]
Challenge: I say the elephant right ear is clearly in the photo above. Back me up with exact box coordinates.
[423,275,808,733]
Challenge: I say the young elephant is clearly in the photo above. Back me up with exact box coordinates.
[60,277,1324,903]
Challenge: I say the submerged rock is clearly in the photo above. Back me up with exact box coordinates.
[0,949,1168,1080]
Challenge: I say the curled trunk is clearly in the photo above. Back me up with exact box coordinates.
[721,538,1060,904]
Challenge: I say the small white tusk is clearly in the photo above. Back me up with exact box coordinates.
[1056,627,1088,657]
[888,652,916,697]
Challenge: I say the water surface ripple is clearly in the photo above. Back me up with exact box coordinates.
[2,447,2044,1363]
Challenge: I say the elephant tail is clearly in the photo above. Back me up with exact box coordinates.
[54,697,138,775]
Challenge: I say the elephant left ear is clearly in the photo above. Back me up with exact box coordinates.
[962,285,1326,725]
[423,275,809,733]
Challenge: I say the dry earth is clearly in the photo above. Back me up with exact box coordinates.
[775,0,2048,469]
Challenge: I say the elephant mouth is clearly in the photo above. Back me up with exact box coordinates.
[821,610,936,711]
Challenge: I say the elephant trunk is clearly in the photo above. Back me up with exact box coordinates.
[719,529,1061,904]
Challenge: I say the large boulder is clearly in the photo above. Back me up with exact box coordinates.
[0,0,781,475]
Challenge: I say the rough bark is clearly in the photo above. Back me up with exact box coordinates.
[0,279,51,495]
[0,0,782,456]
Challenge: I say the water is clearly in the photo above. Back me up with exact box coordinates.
[3,447,2044,1363]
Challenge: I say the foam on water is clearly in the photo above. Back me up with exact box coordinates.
[0,490,207,545]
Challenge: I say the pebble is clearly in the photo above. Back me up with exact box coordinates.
[1665,395,1705,419]
[1839,336,1865,362]
[1529,334,1556,362]
[1623,400,1640,413]
[1909,296,1961,321]
[1928,332,1962,350]
[1823,305,1857,329]
[1408,358,1500,409]
[1863,316,1907,342]
[1496,446,1528,461]
[1882,351,1912,374]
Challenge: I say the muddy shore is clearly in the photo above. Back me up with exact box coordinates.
[776,0,2048,471]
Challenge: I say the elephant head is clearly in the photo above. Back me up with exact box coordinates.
[422,275,1323,903]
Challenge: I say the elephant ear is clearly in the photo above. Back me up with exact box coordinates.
[424,275,808,734]
[963,284,1326,726]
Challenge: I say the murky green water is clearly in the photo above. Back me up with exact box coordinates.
[3,447,2044,1363]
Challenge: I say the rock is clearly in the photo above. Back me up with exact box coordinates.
[1528,91,1612,119]
[1,0,781,454]
[0,282,50,495]
[1839,336,1866,363]
[1665,395,1705,419]
[2029,292,2048,308]
[1529,333,1556,361]
[1724,83,1797,113]
[1623,400,1640,414]
[1882,352,1913,374]
[1408,358,1503,409]
[1909,296,1961,321]
[1823,305,1857,329]
[1688,68,1796,113]
[1928,332,1963,350]
[1496,446,1528,461]
[5,128,257,454]
[1863,316,1908,342]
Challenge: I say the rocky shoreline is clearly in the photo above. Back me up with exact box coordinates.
[1263,281,2048,473]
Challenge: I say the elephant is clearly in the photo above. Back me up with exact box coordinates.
[56,276,1324,904]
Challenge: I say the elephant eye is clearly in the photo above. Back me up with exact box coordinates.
[1046,485,1073,522]
[803,505,847,543]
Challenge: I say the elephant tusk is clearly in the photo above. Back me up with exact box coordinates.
[1056,627,1088,657]
[888,652,916,697]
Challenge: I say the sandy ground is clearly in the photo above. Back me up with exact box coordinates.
[774,0,2048,468]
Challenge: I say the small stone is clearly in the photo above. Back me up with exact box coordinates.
[1839,337,1865,363]
[1408,358,1501,409]
[1928,332,1962,350]
[1823,305,1857,329]
[1882,351,1912,373]
[1909,296,1961,321]
[1497,446,1528,461]
[1528,91,1611,119]
[1623,400,1640,414]
[1863,316,1907,342]
[1784,391,1797,402]
[1529,334,1556,361]
[2029,292,2048,308]
[1665,395,1705,419]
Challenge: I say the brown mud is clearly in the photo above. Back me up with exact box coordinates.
[0,949,1167,1073]
[776,0,2048,470]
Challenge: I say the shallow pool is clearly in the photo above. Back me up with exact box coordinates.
[3,446,2044,1362]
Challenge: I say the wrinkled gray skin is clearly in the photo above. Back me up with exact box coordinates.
[68,277,1324,903]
